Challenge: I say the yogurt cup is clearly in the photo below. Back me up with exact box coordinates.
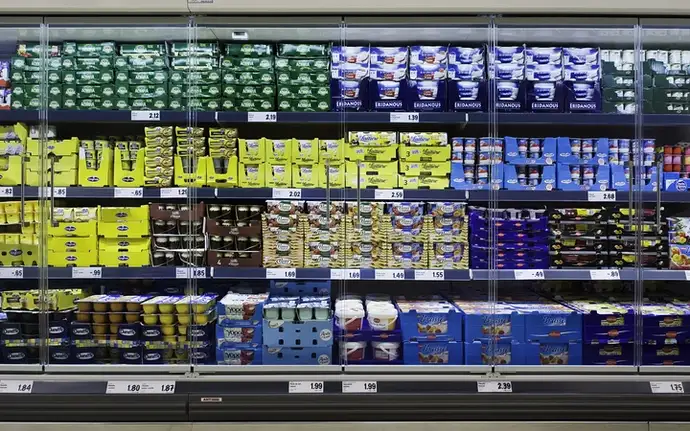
[335,303,365,331]
[372,341,401,362]
[341,341,367,361]
[367,304,398,331]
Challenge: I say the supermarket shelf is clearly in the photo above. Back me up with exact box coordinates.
[212,267,471,281]
[194,365,343,374]
[640,366,690,374]
[41,267,207,280]
[343,365,490,374]
[43,364,191,374]
[0,364,42,373]
[495,365,639,374]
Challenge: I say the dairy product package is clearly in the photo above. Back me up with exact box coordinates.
[369,63,407,81]
[369,80,404,111]
[406,80,446,112]
[494,80,525,111]
[489,63,525,80]
[526,63,563,82]
[448,47,484,65]
[489,46,525,64]
[370,47,408,66]
[448,63,485,81]
[409,46,448,65]
[525,47,562,65]
[448,80,485,111]
[331,62,369,80]
[0,61,9,88]
[564,64,601,82]
[563,47,600,66]
[526,81,565,112]
[565,81,602,112]
[331,45,370,65]
[331,79,369,111]
[409,63,447,81]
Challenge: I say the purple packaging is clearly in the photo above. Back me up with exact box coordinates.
[563,47,600,66]
[330,79,369,112]
[331,46,370,64]
[409,63,447,81]
[525,47,562,65]
[409,46,448,65]
[448,47,484,65]
[526,64,563,82]
[406,80,446,112]
[489,46,525,64]
[369,79,405,111]
[370,47,408,66]
[448,63,485,81]
[565,81,601,112]
[493,80,526,112]
[489,63,525,80]
[0,88,10,109]
[369,63,406,81]
[564,64,601,82]
[448,80,485,112]
[526,81,564,112]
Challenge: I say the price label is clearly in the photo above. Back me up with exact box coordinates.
[0,380,33,393]
[289,381,324,394]
[175,268,206,279]
[390,112,420,123]
[375,269,405,280]
[114,188,143,198]
[374,189,404,200]
[330,269,344,280]
[345,269,361,280]
[266,268,297,279]
[514,270,545,280]
[0,187,13,197]
[414,269,445,281]
[248,112,277,122]
[588,191,616,202]
[650,381,684,394]
[131,110,161,122]
[160,188,188,198]
[590,269,620,280]
[40,187,66,198]
[477,381,513,393]
[342,381,377,393]
[72,267,102,279]
[106,381,176,394]
[272,188,302,199]
[0,267,23,278]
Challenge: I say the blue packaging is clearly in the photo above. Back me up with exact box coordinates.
[403,340,463,365]
[448,80,486,111]
[119,346,143,364]
[409,63,447,80]
[262,319,334,348]
[526,81,564,112]
[331,45,370,64]
[565,81,602,112]
[370,47,408,66]
[369,79,405,111]
[526,63,563,81]
[450,161,503,191]
[663,173,690,192]
[270,280,331,296]
[216,343,262,365]
[410,45,448,65]
[448,47,484,65]
[556,137,609,165]
[71,347,97,364]
[406,80,446,112]
[644,326,690,344]
[369,63,406,81]
[49,346,71,364]
[493,80,526,111]
[262,346,332,365]
[490,46,525,64]
[643,344,690,366]
[330,78,368,111]
[557,164,610,191]
[331,62,369,80]
[502,165,557,191]
[564,64,600,82]
[466,341,526,365]
[583,342,634,366]
[611,164,658,192]
[505,136,557,165]
[190,344,215,364]
[456,302,526,342]
[216,324,262,346]
[563,47,600,66]
[448,63,485,81]
[396,297,462,342]
[525,47,562,65]
[489,63,525,80]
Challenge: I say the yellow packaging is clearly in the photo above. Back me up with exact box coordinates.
[319,163,345,188]
[265,163,292,188]
[25,168,78,187]
[114,147,145,187]
[292,164,319,188]
[206,155,238,188]
[47,251,98,267]
[399,175,449,190]
[99,251,150,267]
[320,139,345,163]
[27,138,79,156]
[348,131,397,146]
[2,290,26,310]
[292,139,319,164]
[346,161,398,189]
[239,163,266,187]
[78,147,113,187]
[48,219,98,237]
[399,132,448,146]
[346,143,398,162]
[346,161,398,177]
[27,154,78,171]
[398,144,451,162]
[0,156,23,186]
[265,139,292,164]
[48,236,97,251]
[23,289,83,311]
[0,124,28,145]
[173,155,207,187]
[99,205,149,222]
[239,138,266,163]
[399,161,451,176]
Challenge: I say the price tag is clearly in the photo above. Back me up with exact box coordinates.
[272,188,302,199]
[390,112,420,123]
[375,269,405,280]
[345,269,361,280]
[0,187,13,197]
[248,112,277,122]
[266,268,297,279]
[588,191,616,202]
[0,267,23,278]
[106,381,176,394]
[514,270,545,280]
[342,381,377,393]
[40,187,66,198]
[175,268,206,279]
[114,188,143,198]
[374,189,404,200]
[131,110,160,122]
[0,380,33,393]
[477,381,513,393]
[414,269,445,281]
[72,267,102,279]
[289,381,324,394]
[330,269,344,280]
[160,188,188,198]
[590,269,620,280]
[650,381,684,394]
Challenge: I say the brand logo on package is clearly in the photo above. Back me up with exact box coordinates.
[336,99,363,109]
[9,249,21,256]
[73,327,90,336]
[678,181,688,192]
[87,176,99,182]
[77,352,95,360]
[52,351,69,360]
[3,328,19,336]
[192,351,208,360]
[570,102,597,110]
[532,102,559,110]
[117,225,129,231]
[65,226,77,232]
[120,328,136,337]
[543,316,567,326]
[320,329,333,341]
[8,352,26,360]
[123,177,134,183]
[124,352,141,360]
[144,329,161,337]
[145,353,161,361]
[118,256,130,261]
[49,326,64,335]
[318,354,331,365]
[66,256,77,262]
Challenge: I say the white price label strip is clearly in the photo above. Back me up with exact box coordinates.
[40,187,66,198]
[374,189,404,200]
[650,381,684,394]
[248,112,277,122]
[375,269,405,280]
[272,188,302,199]
[414,269,444,281]
[514,270,544,280]
[114,188,143,198]
[390,112,420,123]
[0,380,33,393]
[106,381,176,394]
[0,187,13,197]
[0,267,23,278]
[342,381,377,393]
[72,267,102,279]
[590,269,620,280]
[289,381,323,394]
[175,268,206,279]
[331,269,361,280]
[160,188,188,198]
[685,271,690,281]
[266,268,297,279]
[588,191,616,202]
[131,110,160,121]
[477,381,513,393]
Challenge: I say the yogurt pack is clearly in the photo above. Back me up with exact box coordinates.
[524,47,564,112]
[368,46,407,111]
[448,46,486,111]
[331,45,370,111]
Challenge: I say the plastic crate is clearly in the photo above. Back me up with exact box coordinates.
[262,319,333,347]
[402,340,463,365]
[262,346,333,365]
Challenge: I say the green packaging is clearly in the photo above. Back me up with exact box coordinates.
[186,98,221,111]
[168,42,219,57]
[225,44,274,57]
[60,57,76,70]
[114,56,129,70]
[11,56,61,71]
[222,71,274,85]
[277,84,329,100]
[48,85,62,99]
[278,98,330,112]
[126,56,168,71]
[276,70,329,85]
[10,94,23,110]
[170,57,219,71]
[11,70,61,84]
[129,70,168,85]
[169,83,222,99]
[76,98,101,110]
[168,99,185,111]
[24,97,41,110]
[76,70,114,85]
[237,98,275,112]
[76,85,101,99]
[75,57,115,70]
[221,99,237,111]
[63,42,116,57]
[47,97,62,110]
[130,96,168,110]
[277,43,330,58]
[119,44,165,56]
[169,70,222,85]
[223,85,276,99]
[63,84,77,99]
[115,71,129,84]
[99,97,129,110]
[62,70,76,84]
[274,58,329,71]
[129,84,167,99]
[220,56,274,71]
[62,96,77,109]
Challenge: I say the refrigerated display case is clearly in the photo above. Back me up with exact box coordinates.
[2,11,690,425]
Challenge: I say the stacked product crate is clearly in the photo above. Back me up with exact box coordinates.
[345,201,389,269]
[238,137,266,187]
[264,138,291,188]
[97,205,151,267]
[262,200,305,268]
[331,45,369,111]
[601,49,636,114]
[525,47,563,113]
[207,127,239,187]
[144,126,174,187]
[78,138,113,187]
[223,44,275,112]
[47,207,98,267]
[503,136,556,191]
[174,126,207,187]
[276,43,330,112]
[169,42,220,111]
[25,136,79,187]
[319,138,346,188]
[369,46,407,112]
[447,46,486,112]
[207,203,263,268]
[216,291,268,365]
[387,202,428,269]
[12,43,62,110]
[150,203,206,267]
[407,46,447,112]
[346,131,398,188]
[304,201,345,268]
[555,136,610,192]
[398,132,450,190]
[119,43,168,111]
[428,202,469,269]
[63,42,118,111]
[563,47,601,113]
[489,46,524,111]
[0,200,39,267]
[450,137,503,190]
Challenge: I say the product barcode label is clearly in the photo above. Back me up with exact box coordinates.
[272,188,302,199]
[106,381,176,394]
[0,268,23,279]
[175,267,206,279]
[514,270,545,280]
[114,188,143,198]
[342,381,377,393]
[131,110,160,121]
[650,381,684,394]
[72,267,102,279]
[390,112,420,123]
[477,381,512,393]
[248,112,277,122]
[375,269,405,280]
[160,188,188,198]
[0,187,13,197]
[414,269,444,281]
[289,381,323,394]
[590,269,620,280]
[374,189,404,200]
[266,268,297,279]
[0,380,33,393]
[587,191,616,202]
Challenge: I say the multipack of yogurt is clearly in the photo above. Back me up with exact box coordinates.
[406,46,448,112]
[331,45,370,111]
[368,46,407,111]
[523,47,565,112]
[563,47,601,113]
